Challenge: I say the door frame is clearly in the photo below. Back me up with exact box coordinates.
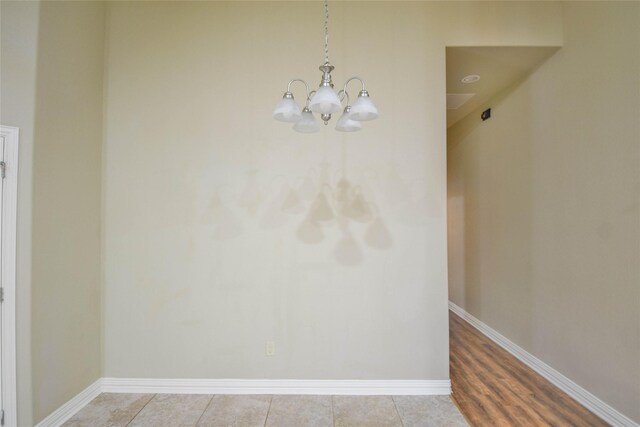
[0,126,18,427]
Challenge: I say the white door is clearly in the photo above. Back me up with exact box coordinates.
[0,134,4,423]
[0,125,18,427]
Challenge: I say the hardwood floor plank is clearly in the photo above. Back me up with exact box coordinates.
[449,312,609,427]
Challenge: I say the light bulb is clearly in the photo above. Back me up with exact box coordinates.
[309,86,342,114]
[349,90,378,121]
[273,92,302,122]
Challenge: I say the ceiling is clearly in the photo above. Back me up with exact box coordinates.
[446,46,559,128]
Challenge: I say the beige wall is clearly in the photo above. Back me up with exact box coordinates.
[31,2,106,421]
[1,2,40,424]
[1,0,567,422]
[448,2,640,422]
[1,1,106,423]
[102,1,561,381]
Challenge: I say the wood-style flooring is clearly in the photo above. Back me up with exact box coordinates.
[449,312,609,427]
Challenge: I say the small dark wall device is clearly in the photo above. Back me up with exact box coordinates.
[481,108,491,121]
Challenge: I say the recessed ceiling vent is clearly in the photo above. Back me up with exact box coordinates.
[447,93,475,110]
[461,74,481,84]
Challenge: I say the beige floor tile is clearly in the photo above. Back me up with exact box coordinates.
[265,395,332,427]
[333,396,402,427]
[62,393,154,427]
[197,395,271,427]
[393,395,469,427]
[62,393,468,427]
[128,394,212,427]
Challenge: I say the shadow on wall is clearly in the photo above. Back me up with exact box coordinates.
[201,152,435,266]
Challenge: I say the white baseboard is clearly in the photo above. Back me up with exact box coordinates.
[449,301,638,427]
[101,378,451,396]
[35,377,450,426]
[34,378,102,427]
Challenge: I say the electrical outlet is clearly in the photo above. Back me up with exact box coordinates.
[266,340,275,356]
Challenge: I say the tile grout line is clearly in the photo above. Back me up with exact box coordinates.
[331,395,335,427]
[124,393,157,427]
[391,396,406,427]
[263,395,274,427]
[194,394,216,426]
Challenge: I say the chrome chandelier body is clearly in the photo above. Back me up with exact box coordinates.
[273,0,378,133]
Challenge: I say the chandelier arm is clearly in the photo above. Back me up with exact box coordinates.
[307,90,317,106]
[337,89,351,106]
[342,76,366,95]
[287,78,311,100]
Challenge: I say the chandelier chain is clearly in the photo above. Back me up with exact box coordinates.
[324,0,329,64]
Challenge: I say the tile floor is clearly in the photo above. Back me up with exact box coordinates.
[63,393,469,427]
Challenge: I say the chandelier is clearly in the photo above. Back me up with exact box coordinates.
[272,0,378,133]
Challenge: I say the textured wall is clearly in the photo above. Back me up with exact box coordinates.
[0,2,40,424]
[102,1,561,381]
[0,1,565,423]
[30,1,105,423]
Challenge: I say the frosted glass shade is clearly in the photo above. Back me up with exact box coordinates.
[293,110,320,133]
[350,94,378,121]
[335,109,362,132]
[273,96,302,122]
[309,86,342,114]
